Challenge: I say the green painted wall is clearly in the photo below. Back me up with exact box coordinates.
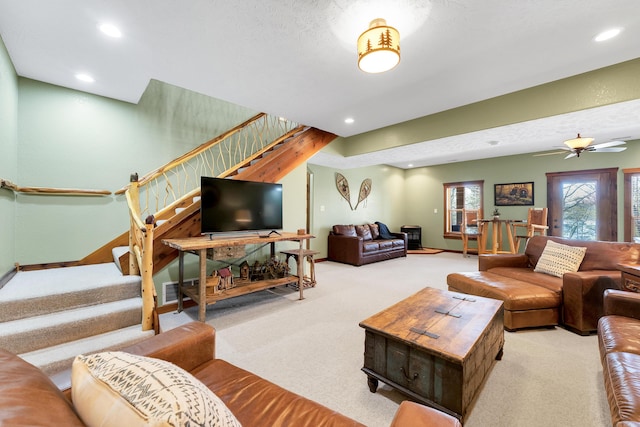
[404,141,640,251]
[307,164,406,257]
[14,78,258,264]
[0,36,18,274]
[308,141,638,256]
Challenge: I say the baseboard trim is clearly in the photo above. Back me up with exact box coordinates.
[0,267,17,290]
[157,299,197,314]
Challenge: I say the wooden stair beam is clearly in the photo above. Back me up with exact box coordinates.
[148,128,334,273]
[234,128,336,182]
[152,210,202,274]
[79,232,129,265]
[228,125,307,175]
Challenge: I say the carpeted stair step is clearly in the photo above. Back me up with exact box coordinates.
[0,297,143,355]
[21,324,155,389]
[0,263,141,323]
[112,246,129,273]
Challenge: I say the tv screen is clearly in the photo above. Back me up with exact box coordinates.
[200,176,283,236]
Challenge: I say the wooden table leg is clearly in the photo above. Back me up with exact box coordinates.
[506,221,516,253]
[177,251,184,312]
[491,221,498,254]
[198,248,207,322]
[298,241,304,300]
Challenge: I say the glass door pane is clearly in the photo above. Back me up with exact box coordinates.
[561,180,597,240]
[632,175,640,242]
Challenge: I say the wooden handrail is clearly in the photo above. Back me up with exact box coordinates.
[0,178,111,196]
[114,113,267,195]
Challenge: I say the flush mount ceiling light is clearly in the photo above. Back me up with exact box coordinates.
[99,23,122,38]
[357,18,400,73]
[594,28,622,42]
[75,73,95,83]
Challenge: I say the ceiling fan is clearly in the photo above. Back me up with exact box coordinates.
[534,134,627,159]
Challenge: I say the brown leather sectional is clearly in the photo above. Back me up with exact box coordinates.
[328,223,407,266]
[447,236,634,333]
[598,289,640,426]
[0,321,461,427]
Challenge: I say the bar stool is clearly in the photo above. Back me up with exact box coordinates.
[280,249,319,289]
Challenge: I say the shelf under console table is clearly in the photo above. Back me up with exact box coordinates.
[162,232,315,321]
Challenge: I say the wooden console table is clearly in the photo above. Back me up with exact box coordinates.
[162,232,314,321]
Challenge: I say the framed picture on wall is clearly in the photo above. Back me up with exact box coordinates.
[494,182,534,206]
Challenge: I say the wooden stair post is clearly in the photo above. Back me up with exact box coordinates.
[141,217,155,331]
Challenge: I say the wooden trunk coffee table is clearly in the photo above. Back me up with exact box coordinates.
[359,287,504,421]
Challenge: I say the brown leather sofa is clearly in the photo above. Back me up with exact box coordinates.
[0,321,461,427]
[447,235,634,334]
[328,223,407,266]
[597,289,640,426]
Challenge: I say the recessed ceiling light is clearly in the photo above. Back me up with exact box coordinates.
[99,23,122,38]
[344,118,354,124]
[75,73,95,83]
[407,164,413,168]
[594,28,622,42]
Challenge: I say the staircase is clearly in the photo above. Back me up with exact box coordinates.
[1,114,336,390]
[0,262,154,389]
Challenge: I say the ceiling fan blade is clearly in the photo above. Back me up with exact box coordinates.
[533,151,565,157]
[592,140,626,149]
[564,152,577,159]
[592,147,627,153]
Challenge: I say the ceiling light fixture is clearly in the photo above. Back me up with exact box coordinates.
[99,23,122,38]
[357,18,400,73]
[344,118,354,124]
[594,28,621,42]
[564,133,594,150]
[75,73,95,83]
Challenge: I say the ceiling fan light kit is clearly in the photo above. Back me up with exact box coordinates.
[535,134,627,159]
[564,133,593,150]
[556,133,627,158]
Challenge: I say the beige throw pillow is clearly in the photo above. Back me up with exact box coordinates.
[72,351,241,427]
[534,240,587,278]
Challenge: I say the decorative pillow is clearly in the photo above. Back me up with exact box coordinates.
[355,224,373,240]
[534,240,587,278]
[368,223,380,239]
[71,351,242,427]
[332,224,356,236]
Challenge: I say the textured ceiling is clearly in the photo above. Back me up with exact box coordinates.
[1,0,639,169]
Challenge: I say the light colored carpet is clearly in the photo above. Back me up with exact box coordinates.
[160,252,610,427]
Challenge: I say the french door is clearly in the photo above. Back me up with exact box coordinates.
[546,168,618,241]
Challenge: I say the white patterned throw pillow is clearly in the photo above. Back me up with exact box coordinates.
[72,351,242,427]
[534,240,587,278]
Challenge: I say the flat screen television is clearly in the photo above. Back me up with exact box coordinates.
[200,176,283,237]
